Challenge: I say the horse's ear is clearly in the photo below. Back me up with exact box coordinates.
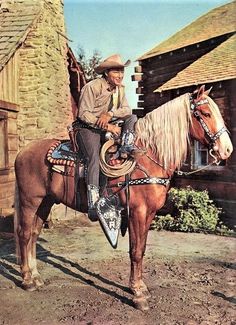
[204,86,213,96]
[192,85,205,99]
[197,85,205,99]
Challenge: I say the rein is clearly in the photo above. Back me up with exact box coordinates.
[175,149,221,176]
[140,148,220,177]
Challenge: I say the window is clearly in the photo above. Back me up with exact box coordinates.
[192,140,225,169]
[0,111,8,170]
[193,141,208,168]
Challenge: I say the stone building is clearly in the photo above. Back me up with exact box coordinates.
[0,0,85,220]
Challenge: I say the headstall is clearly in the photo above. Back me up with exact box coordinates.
[189,95,228,147]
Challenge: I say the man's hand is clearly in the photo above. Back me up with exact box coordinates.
[96,112,112,129]
[107,124,121,136]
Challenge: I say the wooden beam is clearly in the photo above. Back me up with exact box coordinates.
[137,101,144,108]
[138,95,145,101]
[134,66,142,73]
[136,87,143,94]
[0,100,19,112]
[131,74,142,82]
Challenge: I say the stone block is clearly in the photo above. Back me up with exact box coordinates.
[24,117,37,126]
[37,118,52,129]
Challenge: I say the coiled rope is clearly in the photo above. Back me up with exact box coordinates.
[100,139,136,178]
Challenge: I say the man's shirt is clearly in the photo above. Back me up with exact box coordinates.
[77,77,131,126]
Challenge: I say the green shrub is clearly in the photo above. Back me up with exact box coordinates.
[151,186,230,234]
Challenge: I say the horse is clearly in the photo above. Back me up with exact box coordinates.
[14,86,233,310]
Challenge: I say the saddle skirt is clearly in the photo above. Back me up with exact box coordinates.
[47,140,84,176]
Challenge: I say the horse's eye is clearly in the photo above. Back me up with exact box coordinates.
[200,110,211,118]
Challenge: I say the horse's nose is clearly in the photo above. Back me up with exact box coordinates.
[223,145,233,159]
[227,147,232,154]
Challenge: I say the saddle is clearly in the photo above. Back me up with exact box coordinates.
[46,121,123,177]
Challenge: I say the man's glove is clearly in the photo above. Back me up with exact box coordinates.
[96,112,113,129]
[106,124,121,137]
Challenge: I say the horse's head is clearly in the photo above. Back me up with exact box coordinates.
[189,85,233,161]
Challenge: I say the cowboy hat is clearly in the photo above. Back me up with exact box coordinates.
[95,54,131,74]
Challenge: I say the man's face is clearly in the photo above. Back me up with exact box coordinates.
[106,68,124,87]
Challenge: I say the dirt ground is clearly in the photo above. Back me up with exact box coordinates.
[0,213,235,325]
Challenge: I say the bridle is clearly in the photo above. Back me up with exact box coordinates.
[189,95,229,149]
[134,94,229,176]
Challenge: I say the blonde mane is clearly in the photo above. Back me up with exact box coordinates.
[135,93,192,170]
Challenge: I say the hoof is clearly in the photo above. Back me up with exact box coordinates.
[33,276,44,287]
[22,281,37,292]
[130,286,151,299]
[142,289,151,299]
[130,280,151,299]
[133,296,150,311]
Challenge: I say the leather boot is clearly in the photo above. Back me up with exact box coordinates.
[119,130,146,159]
[87,184,99,221]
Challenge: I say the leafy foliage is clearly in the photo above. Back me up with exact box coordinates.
[77,46,102,81]
[151,187,231,234]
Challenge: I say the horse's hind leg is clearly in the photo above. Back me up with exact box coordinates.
[28,217,46,288]
[30,196,54,288]
[17,204,38,291]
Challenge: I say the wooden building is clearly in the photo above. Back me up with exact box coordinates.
[133,2,236,227]
[0,0,85,221]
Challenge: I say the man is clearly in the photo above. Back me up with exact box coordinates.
[76,54,140,220]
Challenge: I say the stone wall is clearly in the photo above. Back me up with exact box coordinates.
[18,0,72,148]
[0,0,77,224]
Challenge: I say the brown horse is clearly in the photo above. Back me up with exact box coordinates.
[14,86,233,310]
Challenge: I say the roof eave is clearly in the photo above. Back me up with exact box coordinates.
[155,76,236,93]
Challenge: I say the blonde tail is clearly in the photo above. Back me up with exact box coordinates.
[14,181,21,264]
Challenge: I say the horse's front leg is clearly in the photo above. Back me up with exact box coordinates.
[128,208,154,311]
